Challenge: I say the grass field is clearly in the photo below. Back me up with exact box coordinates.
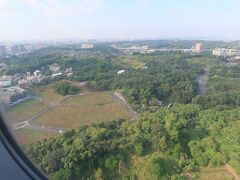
[34,102,130,129]
[5,99,47,123]
[191,167,233,180]
[15,129,58,145]
[112,56,147,69]
[10,84,131,144]
[62,92,114,106]
[124,150,234,180]
[229,160,240,176]
[186,57,219,67]
[32,85,63,102]
[207,76,240,94]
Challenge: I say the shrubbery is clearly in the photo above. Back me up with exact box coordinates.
[54,82,79,96]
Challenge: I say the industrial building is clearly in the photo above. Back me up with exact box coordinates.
[0,86,27,104]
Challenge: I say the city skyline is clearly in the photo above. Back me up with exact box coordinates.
[1,0,240,41]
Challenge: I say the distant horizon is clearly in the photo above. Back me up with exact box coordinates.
[0,37,239,44]
[1,0,240,41]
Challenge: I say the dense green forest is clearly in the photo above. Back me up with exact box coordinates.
[112,56,201,110]
[26,104,240,179]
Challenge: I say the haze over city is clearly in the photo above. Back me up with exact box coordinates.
[0,0,240,41]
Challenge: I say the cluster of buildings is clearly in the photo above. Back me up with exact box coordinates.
[112,45,155,55]
[0,86,27,104]
[212,48,240,60]
[0,75,27,104]
[80,44,94,49]
[17,70,44,86]
[112,43,203,55]
[48,63,73,78]
[0,43,48,57]
[160,43,203,54]
[0,70,45,104]
[0,63,73,105]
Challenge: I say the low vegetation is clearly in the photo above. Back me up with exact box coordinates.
[31,91,130,129]
[5,99,47,123]
[62,92,114,106]
[191,167,233,180]
[34,102,130,129]
[15,129,58,145]
[33,86,64,102]
[54,82,80,96]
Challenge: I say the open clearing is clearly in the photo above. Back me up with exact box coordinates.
[126,151,235,180]
[229,160,240,177]
[112,56,147,69]
[34,101,130,129]
[5,99,48,123]
[186,57,219,67]
[207,76,240,94]
[191,167,234,180]
[62,92,114,106]
[15,128,58,145]
[32,85,63,102]
[9,83,132,144]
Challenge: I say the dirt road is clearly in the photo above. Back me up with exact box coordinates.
[111,92,138,120]
[225,164,240,180]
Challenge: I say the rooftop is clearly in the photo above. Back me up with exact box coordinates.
[0,86,24,97]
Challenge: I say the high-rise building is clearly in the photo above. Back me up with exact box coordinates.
[195,43,202,53]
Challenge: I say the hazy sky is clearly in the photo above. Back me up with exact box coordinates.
[0,0,240,40]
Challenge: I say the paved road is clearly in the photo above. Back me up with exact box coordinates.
[197,67,209,96]
[111,92,138,120]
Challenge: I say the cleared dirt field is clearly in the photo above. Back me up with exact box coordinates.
[15,129,58,145]
[34,102,130,129]
[5,99,48,123]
